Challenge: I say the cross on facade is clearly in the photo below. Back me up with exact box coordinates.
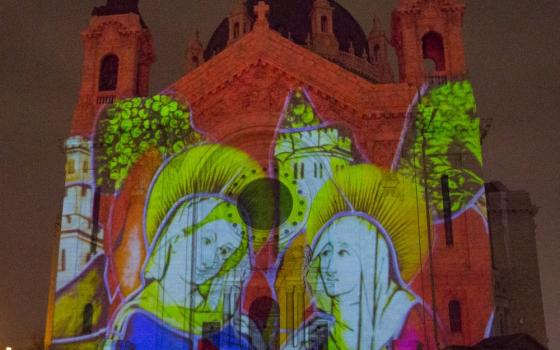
[254,1,270,27]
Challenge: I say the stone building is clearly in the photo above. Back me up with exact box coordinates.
[56,136,105,290]
[445,333,547,350]
[44,0,496,349]
[485,182,548,346]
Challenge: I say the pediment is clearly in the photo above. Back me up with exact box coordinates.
[170,27,416,116]
[164,27,416,168]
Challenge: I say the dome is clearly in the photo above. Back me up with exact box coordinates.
[204,0,369,61]
[92,0,147,27]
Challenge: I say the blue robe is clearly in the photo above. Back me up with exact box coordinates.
[116,311,255,350]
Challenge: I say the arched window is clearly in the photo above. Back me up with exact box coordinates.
[449,299,462,333]
[249,297,279,349]
[422,31,445,72]
[99,54,119,91]
[321,16,329,33]
[192,56,199,68]
[441,175,454,246]
[83,303,94,334]
[233,22,240,39]
[67,159,75,174]
[423,58,437,74]
[372,44,380,63]
[59,249,66,271]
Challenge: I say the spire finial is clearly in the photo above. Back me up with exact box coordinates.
[313,0,331,7]
[92,0,140,17]
[370,14,384,37]
[231,0,247,15]
[373,14,381,30]
[188,29,203,50]
[254,1,270,29]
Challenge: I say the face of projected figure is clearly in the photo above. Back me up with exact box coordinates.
[317,218,363,298]
[159,203,242,286]
[195,220,240,284]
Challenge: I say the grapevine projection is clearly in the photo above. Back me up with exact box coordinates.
[95,95,200,191]
[398,81,484,216]
[50,82,492,350]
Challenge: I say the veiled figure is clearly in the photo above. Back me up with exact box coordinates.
[104,144,267,350]
[286,164,428,350]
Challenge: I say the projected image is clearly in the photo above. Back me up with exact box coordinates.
[104,145,265,349]
[50,82,492,350]
[287,166,426,349]
[397,81,484,217]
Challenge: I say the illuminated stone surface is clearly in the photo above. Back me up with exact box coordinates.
[45,1,494,349]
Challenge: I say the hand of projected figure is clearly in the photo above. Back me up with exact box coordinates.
[281,315,331,350]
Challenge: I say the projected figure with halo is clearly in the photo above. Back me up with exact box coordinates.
[284,165,428,350]
[103,144,267,350]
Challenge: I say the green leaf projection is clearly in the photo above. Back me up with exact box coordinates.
[399,81,484,215]
[95,95,200,190]
[281,89,321,129]
[53,84,493,350]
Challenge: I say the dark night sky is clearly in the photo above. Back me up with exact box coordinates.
[0,0,558,348]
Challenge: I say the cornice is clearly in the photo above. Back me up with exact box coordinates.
[171,27,415,114]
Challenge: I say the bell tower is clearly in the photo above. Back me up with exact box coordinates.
[71,0,155,135]
[368,15,393,83]
[310,0,339,55]
[185,30,205,73]
[391,0,466,85]
[228,0,252,44]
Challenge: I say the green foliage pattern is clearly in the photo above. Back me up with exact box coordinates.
[399,80,484,215]
[95,95,201,190]
[282,89,321,129]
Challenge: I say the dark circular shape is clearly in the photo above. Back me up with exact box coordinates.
[238,178,293,230]
[204,0,368,61]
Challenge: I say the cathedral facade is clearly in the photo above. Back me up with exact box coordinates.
[45,0,494,349]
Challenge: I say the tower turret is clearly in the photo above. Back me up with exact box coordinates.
[72,0,155,135]
[185,30,205,73]
[368,15,393,83]
[228,0,252,44]
[310,0,339,56]
[391,0,466,85]
[56,135,105,289]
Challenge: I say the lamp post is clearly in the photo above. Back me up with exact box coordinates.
[415,106,440,350]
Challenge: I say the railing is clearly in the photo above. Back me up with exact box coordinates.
[425,71,449,86]
[425,71,470,86]
[324,51,380,83]
[96,94,116,105]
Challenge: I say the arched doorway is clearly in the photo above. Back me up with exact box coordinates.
[249,297,280,349]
